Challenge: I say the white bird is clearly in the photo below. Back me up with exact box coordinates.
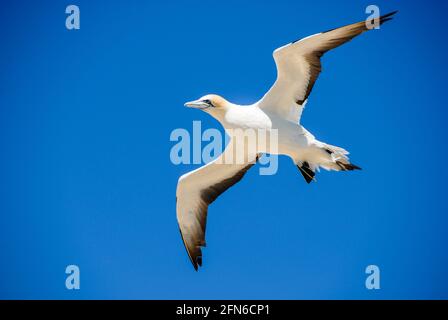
[177,11,397,270]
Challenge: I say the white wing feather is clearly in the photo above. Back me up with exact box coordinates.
[258,11,397,123]
[176,144,257,270]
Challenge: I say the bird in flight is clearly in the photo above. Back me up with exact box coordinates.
[176,11,397,270]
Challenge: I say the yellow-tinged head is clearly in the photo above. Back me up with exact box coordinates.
[184,94,230,111]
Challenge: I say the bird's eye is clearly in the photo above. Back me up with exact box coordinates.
[202,99,211,105]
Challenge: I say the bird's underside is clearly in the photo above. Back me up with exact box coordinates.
[177,11,397,270]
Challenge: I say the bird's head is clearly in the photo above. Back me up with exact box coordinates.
[184,94,230,116]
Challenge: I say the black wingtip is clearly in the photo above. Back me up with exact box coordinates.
[179,227,202,271]
[192,256,202,271]
[192,253,203,271]
[379,10,398,25]
[382,10,399,18]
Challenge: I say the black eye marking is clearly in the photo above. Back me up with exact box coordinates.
[202,99,214,107]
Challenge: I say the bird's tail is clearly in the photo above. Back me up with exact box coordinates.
[297,142,361,183]
[321,143,361,171]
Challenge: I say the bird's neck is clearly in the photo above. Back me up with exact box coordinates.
[206,103,234,123]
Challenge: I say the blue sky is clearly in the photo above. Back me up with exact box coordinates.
[0,0,447,299]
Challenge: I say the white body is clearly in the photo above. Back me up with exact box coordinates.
[176,11,396,270]
[215,103,343,171]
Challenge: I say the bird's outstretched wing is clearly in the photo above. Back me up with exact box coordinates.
[176,144,258,270]
[258,11,397,123]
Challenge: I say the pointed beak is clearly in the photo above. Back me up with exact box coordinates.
[184,100,209,109]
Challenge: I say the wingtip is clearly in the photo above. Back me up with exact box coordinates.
[382,10,399,18]
[190,254,202,271]
[191,253,203,271]
[379,10,398,25]
[178,227,202,271]
[192,256,202,271]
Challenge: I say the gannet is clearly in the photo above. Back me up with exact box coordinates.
[176,11,397,270]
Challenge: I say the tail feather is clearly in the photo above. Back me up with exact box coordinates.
[321,143,361,171]
[297,142,361,183]
[297,161,316,184]
[335,160,362,171]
